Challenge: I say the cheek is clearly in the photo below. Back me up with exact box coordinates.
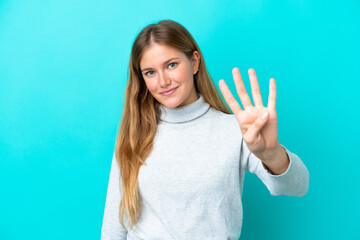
[144,79,157,92]
[171,65,193,83]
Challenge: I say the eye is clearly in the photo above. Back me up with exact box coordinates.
[144,71,154,76]
[168,62,177,69]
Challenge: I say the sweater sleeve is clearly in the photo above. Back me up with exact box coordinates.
[240,139,309,197]
[101,151,128,240]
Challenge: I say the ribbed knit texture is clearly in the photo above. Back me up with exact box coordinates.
[101,94,309,240]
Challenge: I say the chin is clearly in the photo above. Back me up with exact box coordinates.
[161,101,181,109]
[158,96,183,109]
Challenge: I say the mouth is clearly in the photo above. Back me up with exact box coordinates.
[160,87,178,96]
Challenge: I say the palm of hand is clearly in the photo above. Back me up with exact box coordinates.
[219,68,279,159]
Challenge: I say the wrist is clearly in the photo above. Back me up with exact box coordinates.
[260,142,283,162]
[261,143,290,175]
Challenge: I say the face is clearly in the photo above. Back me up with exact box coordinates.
[140,43,200,108]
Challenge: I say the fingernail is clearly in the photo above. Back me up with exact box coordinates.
[261,111,269,120]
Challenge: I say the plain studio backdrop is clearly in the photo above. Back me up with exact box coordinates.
[0,0,359,239]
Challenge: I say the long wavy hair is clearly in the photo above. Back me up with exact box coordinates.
[115,19,231,230]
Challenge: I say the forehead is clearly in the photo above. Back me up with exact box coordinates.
[140,43,185,68]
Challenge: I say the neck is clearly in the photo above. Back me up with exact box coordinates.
[159,94,210,124]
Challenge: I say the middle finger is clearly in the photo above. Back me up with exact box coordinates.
[248,68,264,107]
[232,67,252,109]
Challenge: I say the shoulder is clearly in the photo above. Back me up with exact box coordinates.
[207,106,236,122]
[206,107,242,133]
[204,106,244,147]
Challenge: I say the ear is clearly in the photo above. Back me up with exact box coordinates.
[191,51,200,75]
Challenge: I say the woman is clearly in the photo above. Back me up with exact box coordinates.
[101,19,309,240]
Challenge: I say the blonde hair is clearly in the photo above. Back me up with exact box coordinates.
[115,19,231,230]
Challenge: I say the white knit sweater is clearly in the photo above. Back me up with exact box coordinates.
[101,94,309,239]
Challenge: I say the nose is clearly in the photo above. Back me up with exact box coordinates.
[158,71,171,88]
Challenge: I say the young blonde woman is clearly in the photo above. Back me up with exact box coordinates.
[101,19,309,240]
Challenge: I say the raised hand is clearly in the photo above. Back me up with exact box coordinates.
[219,68,281,163]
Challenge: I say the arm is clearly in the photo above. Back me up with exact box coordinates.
[219,67,309,197]
[101,151,128,240]
[241,139,309,197]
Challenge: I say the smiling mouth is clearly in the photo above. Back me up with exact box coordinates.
[160,87,178,96]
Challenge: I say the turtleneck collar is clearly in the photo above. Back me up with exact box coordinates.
[159,93,211,124]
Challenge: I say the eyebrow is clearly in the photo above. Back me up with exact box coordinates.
[141,57,180,72]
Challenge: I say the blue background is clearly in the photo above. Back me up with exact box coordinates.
[1,0,359,239]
